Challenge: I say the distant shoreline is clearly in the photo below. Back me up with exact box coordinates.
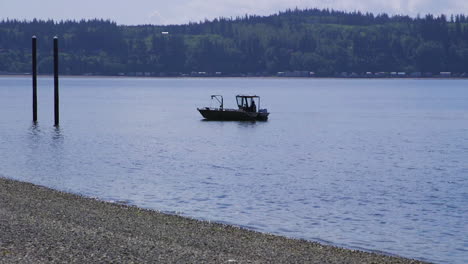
[0,177,428,263]
[1,74,467,80]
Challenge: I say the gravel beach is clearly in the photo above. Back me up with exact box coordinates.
[0,177,428,263]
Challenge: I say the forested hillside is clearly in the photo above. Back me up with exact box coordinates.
[1,8,468,76]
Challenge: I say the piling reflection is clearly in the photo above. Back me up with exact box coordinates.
[52,126,64,141]
[29,122,41,137]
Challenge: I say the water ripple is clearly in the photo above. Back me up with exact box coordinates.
[1,77,467,264]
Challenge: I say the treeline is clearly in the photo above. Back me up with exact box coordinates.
[1,8,468,76]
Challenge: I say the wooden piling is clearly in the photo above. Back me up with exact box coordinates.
[32,36,37,123]
[53,36,59,126]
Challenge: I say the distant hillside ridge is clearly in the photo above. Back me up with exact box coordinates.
[1,8,468,77]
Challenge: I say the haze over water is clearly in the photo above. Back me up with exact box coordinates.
[0,77,467,263]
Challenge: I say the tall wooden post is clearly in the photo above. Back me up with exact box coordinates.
[53,36,59,126]
[32,36,37,123]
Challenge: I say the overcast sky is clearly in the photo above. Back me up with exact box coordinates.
[1,0,467,25]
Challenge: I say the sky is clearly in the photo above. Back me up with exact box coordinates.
[1,0,468,25]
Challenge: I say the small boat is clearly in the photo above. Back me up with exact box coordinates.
[198,95,269,121]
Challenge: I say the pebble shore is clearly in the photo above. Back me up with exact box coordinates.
[0,177,428,263]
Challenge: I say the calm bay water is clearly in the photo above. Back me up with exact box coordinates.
[1,77,467,263]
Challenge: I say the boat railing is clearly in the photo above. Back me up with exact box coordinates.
[199,107,239,111]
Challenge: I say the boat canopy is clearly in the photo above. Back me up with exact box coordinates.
[236,95,261,110]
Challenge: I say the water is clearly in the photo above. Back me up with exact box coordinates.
[1,77,467,263]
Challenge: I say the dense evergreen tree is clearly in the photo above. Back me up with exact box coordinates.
[1,8,468,76]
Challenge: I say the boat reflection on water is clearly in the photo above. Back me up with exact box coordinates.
[197,95,269,121]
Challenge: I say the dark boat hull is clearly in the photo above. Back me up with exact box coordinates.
[198,108,269,121]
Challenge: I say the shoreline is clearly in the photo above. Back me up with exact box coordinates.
[0,177,428,263]
[0,74,467,80]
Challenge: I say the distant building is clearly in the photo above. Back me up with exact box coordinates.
[410,72,422,78]
[440,72,451,77]
[189,71,208,77]
[277,72,285,77]
[277,71,310,77]
[375,72,388,78]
